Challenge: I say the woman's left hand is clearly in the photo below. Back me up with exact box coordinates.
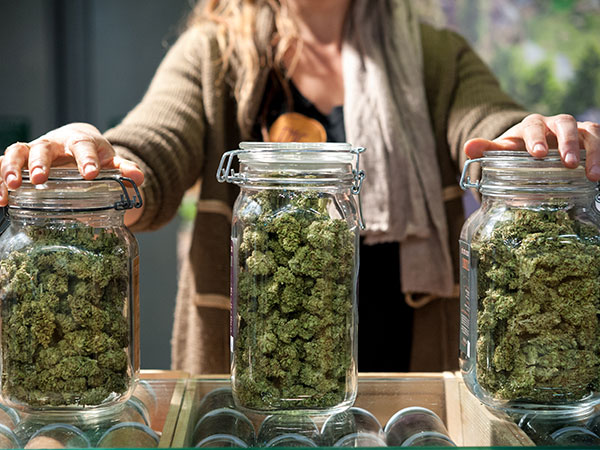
[464,113,600,181]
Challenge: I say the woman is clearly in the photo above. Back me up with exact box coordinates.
[1,0,598,374]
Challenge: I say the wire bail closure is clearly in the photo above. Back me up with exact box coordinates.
[459,157,483,191]
[7,175,143,213]
[351,148,366,230]
[217,146,367,229]
[102,176,143,211]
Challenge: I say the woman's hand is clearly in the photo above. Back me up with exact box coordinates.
[464,114,600,181]
[0,123,144,206]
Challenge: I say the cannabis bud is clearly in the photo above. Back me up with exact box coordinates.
[0,224,131,407]
[475,207,600,403]
[233,189,356,410]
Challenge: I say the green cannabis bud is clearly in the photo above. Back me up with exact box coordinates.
[474,206,600,403]
[0,224,131,407]
[233,190,355,410]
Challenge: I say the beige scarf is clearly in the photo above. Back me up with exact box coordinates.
[342,0,454,297]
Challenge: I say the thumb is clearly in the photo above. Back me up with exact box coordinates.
[463,138,525,159]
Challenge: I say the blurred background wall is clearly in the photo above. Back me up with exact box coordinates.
[0,0,599,369]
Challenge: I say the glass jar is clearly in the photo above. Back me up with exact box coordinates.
[256,414,320,446]
[192,408,256,447]
[321,406,383,446]
[459,150,600,414]
[0,169,142,412]
[384,407,452,447]
[217,142,365,414]
[517,408,594,446]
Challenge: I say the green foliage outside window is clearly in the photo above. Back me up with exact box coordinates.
[445,0,600,120]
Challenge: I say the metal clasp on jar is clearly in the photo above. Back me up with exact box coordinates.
[459,157,483,191]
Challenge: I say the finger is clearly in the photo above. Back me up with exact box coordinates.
[520,114,550,158]
[27,138,67,184]
[2,142,30,189]
[0,156,6,207]
[0,179,7,207]
[64,134,103,180]
[464,137,524,159]
[579,121,600,181]
[113,156,145,187]
[547,114,581,168]
[95,139,117,168]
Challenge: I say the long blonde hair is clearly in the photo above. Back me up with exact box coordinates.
[187,0,301,135]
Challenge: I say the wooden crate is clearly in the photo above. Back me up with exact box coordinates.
[0,372,188,449]
[170,376,229,448]
[138,370,189,448]
[171,372,533,448]
[444,373,534,447]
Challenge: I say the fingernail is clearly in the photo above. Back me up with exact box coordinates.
[590,165,600,179]
[83,163,97,176]
[6,174,17,186]
[565,153,579,166]
[31,167,44,178]
[533,144,546,155]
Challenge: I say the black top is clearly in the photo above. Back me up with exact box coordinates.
[258,75,346,143]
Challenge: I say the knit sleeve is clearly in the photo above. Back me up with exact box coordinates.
[421,24,529,172]
[104,26,210,232]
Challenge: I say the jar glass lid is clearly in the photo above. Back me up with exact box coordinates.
[461,149,594,194]
[481,149,587,166]
[237,142,357,164]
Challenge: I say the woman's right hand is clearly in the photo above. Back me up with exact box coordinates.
[0,122,144,207]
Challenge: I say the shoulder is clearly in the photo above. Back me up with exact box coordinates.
[173,22,219,53]
[419,22,492,92]
[165,21,224,65]
[419,23,472,63]
[153,21,231,88]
